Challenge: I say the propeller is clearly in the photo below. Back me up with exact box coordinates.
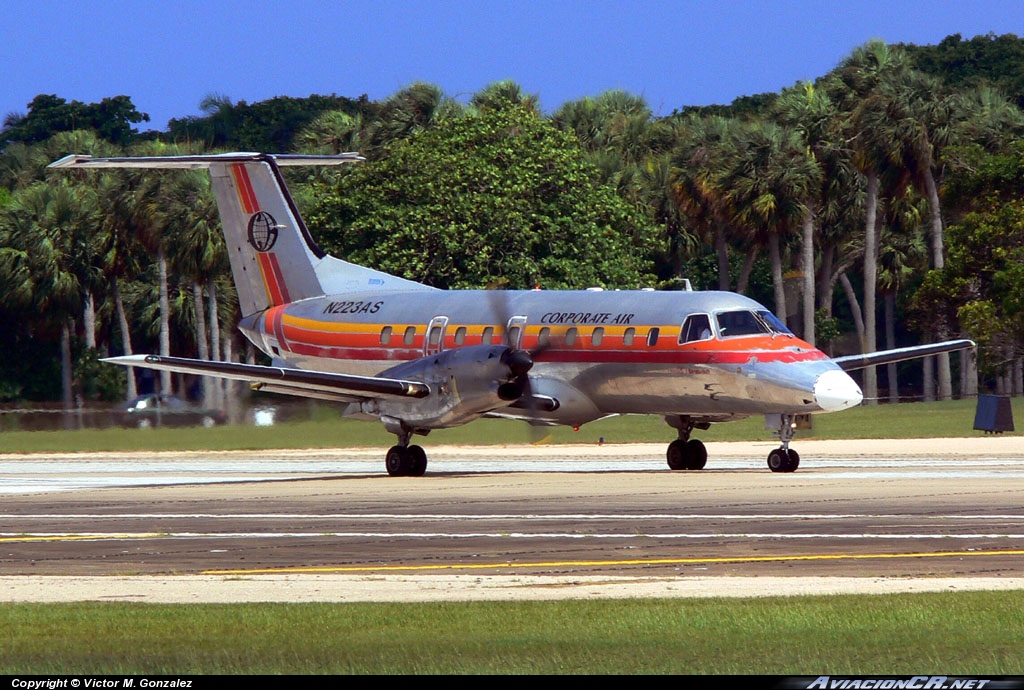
[487,287,560,430]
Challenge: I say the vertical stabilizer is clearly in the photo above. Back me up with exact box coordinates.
[207,158,326,314]
[49,152,435,319]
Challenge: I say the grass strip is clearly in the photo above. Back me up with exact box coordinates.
[0,398,1014,454]
[1,592,1022,674]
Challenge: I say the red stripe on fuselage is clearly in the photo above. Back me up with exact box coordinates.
[278,340,827,367]
[264,305,289,351]
[265,314,830,368]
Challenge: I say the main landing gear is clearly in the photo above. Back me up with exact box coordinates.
[382,415,430,475]
[664,416,708,471]
[385,421,430,475]
[385,444,427,476]
[766,413,800,473]
[664,414,802,473]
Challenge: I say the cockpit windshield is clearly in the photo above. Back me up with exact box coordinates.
[756,310,793,336]
[715,310,793,338]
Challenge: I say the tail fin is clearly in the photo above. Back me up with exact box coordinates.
[50,152,433,317]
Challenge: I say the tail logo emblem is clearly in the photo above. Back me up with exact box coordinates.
[247,211,279,252]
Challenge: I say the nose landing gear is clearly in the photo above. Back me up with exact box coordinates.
[767,413,800,473]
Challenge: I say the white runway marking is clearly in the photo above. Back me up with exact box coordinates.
[2,451,1024,493]
[5,512,1024,521]
[4,531,1024,541]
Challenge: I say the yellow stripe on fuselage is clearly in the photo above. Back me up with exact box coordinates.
[280,313,650,338]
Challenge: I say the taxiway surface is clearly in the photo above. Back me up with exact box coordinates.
[2,438,1023,602]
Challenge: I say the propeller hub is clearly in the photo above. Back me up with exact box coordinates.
[505,349,534,378]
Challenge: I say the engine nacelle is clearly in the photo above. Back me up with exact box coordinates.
[361,345,525,429]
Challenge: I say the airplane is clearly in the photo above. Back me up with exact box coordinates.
[50,152,975,476]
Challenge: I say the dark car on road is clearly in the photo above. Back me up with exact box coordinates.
[116,394,226,428]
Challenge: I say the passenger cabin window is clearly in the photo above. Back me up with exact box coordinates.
[647,327,660,347]
[481,326,494,344]
[403,326,417,345]
[537,327,551,347]
[565,327,578,346]
[380,326,392,345]
[506,326,521,348]
[679,314,713,344]
[592,327,604,346]
[454,327,467,345]
[622,327,635,346]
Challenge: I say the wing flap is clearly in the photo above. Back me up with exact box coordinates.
[103,355,430,400]
[832,339,975,372]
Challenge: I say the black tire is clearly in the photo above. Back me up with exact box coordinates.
[784,449,800,472]
[385,446,409,477]
[767,448,788,472]
[685,439,708,470]
[666,439,687,470]
[407,445,428,476]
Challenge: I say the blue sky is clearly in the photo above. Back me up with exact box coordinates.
[4,0,1023,132]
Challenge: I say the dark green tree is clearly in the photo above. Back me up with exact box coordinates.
[304,103,656,289]
[1,94,150,148]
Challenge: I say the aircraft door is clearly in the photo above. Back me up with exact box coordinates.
[424,316,449,356]
[506,316,528,349]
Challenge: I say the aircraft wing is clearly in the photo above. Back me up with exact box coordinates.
[831,339,975,372]
[103,355,430,403]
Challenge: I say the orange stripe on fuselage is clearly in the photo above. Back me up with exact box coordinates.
[265,305,289,350]
[271,314,828,366]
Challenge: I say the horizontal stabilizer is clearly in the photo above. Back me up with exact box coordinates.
[103,355,430,400]
[831,339,975,372]
[49,152,363,169]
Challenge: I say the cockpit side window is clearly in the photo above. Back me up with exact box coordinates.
[715,310,769,338]
[678,313,714,344]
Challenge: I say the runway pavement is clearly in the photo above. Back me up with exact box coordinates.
[2,438,1023,602]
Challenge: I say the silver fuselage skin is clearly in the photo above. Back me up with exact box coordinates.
[240,288,860,427]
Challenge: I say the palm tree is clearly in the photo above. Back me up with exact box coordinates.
[469,80,540,114]
[164,168,226,406]
[828,39,915,402]
[94,169,150,398]
[367,82,461,155]
[668,115,741,290]
[877,199,928,402]
[0,179,100,416]
[128,140,195,395]
[771,81,851,344]
[717,120,822,324]
[294,110,367,155]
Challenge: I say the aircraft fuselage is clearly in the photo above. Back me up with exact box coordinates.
[240,288,860,427]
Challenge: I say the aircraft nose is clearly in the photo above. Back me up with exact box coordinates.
[813,369,864,411]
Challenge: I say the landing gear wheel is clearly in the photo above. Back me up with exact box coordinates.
[386,445,410,477]
[786,449,800,472]
[407,445,428,476]
[667,438,708,470]
[667,439,687,470]
[767,448,799,473]
[685,439,708,470]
